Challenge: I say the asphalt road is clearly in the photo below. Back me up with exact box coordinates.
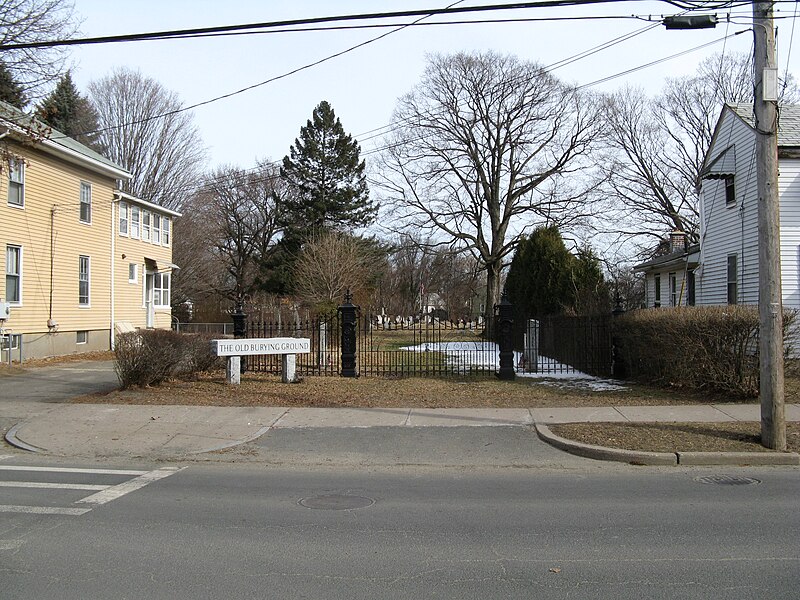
[1,459,798,599]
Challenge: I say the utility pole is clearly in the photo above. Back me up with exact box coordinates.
[753,1,785,451]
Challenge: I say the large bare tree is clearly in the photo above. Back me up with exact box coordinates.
[377,52,602,326]
[598,52,799,255]
[89,68,205,210]
[174,162,284,306]
[0,0,77,101]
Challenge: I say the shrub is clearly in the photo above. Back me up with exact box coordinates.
[614,306,797,397]
[114,330,221,388]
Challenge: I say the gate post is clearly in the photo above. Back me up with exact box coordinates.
[338,290,358,378]
[611,297,627,379]
[494,291,515,381]
[230,297,248,373]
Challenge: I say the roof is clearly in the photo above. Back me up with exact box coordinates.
[633,244,700,273]
[727,103,800,146]
[0,100,130,180]
[114,191,182,218]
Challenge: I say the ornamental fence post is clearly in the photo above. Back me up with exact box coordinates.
[338,291,359,378]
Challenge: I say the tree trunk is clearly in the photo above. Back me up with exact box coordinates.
[484,262,502,339]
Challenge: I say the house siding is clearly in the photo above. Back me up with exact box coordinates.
[698,108,760,306]
[779,159,800,310]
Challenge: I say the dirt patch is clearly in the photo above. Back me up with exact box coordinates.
[70,370,754,409]
[550,422,800,453]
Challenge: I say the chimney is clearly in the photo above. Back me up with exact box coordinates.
[669,231,687,253]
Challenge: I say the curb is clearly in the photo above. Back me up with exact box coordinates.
[534,423,677,466]
[4,423,44,453]
[535,424,800,466]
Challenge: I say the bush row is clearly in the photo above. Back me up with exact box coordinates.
[114,330,221,388]
[614,305,797,397]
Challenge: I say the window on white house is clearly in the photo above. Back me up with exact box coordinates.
[142,210,151,241]
[119,202,129,235]
[725,175,736,206]
[131,206,140,238]
[8,159,24,207]
[79,255,90,306]
[5,245,21,304]
[80,182,92,223]
[654,275,661,308]
[687,271,696,306]
[76,330,87,344]
[152,214,161,245]
[727,254,738,304]
[153,272,170,307]
[669,272,677,307]
[128,263,138,283]
[162,217,170,245]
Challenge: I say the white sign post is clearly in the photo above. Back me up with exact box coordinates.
[211,337,311,384]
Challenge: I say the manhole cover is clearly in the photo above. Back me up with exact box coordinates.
[695,475,761,486]
[298,494,375,510]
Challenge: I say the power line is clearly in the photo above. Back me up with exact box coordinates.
[0,1,631,50]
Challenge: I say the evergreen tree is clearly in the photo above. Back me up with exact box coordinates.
[0,61,26,109]
[36,72,100,148]
[280,100,376,235]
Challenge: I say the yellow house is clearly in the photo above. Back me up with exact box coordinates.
[1,103,180,360]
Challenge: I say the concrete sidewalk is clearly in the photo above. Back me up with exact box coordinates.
[5,402,800,462]
[2,360,799,464]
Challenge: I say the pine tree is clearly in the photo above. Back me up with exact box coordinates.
[280,100,376,236]
[0,61,26,109]
[36,71,100,148]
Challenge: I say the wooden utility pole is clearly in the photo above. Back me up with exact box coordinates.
[753,1,786,450]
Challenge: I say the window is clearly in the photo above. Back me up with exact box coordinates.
[162,217,170,245]
[7,159,24,207]
[152,214,161,245]
[80,182,92,223]
[76,331,87,344]
[119,202,129,235]
[153,272,170,307]
[654,275,661,308]
[725,175,736,206]
[727,254,738,304]
[131,206,140,239]
[79,255,90,306]
[669,273,678,306]
[687,271,696,306]
[5,245,21,304]
[128,263,138,283]
[142,210,151,241]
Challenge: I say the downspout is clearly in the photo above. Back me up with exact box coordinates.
[110,196,116,351]
[49,206,56,326]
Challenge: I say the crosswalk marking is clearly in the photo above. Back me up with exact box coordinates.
[0,505,91,515]
[78,467,183,506]
[0,481,110,491]
[0,465,184,515]
[0,466,148,476]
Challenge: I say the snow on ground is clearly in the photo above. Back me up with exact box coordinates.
[400,341,628,391]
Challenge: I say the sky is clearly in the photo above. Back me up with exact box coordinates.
[64,1,800,173]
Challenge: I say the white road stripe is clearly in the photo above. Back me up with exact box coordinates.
[77,466,184,506]
[0,481,110,491]
[0,505,91,515]
[0,466,147,475]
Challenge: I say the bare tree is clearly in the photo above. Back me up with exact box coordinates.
[176,162,283,304]
[377,52,602,329]
[293,231,386,313]
[598,52,799,255]
[0,0,77,101]
[88,68,205,210]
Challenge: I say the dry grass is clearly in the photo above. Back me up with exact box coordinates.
[550,422,800,453]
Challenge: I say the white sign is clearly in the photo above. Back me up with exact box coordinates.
[212,337,311,357]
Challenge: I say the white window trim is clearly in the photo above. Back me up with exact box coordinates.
[162,217,171,246]
[152,213,161,245]
[153,272,171,308]
[130,206,140,239]
[119,201,129,236]
[128,263,138,284]
[7,159,24,208]
[76,330,88,344]
[142,210,151,242]
[5,244,22,306]
[79,182,92,224]
[79,255,91,307]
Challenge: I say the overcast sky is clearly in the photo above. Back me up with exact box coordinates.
[67,1,798,171]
